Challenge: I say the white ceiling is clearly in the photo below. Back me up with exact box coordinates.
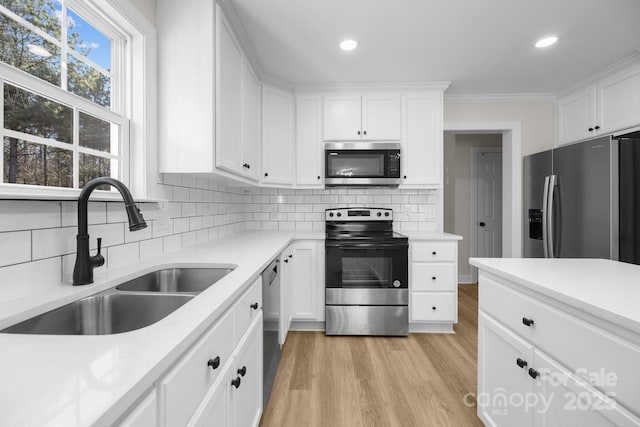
[226,0,640,94]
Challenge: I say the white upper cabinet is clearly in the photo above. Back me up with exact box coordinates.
[262,85,294,185]
[241,59,262,182]
[216,8,243,175]
[401,93,443,187]
[323,94,401,141]
[295,95,323,187]
[157,0,215,173]
[557,61,640,145]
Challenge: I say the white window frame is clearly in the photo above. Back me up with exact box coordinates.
[0,0,157,201]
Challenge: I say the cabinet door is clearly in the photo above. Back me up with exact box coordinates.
[215,8,243,174]
[323,95,362,141]
[262,85,294,185]
[401,94,442,186]
[242,59,261,182]
[230,315,263,427]
[280,246,293,344]
[556,87,597,145]
[289,241,318,320]
[295,96,323,187]
[362,94,401,140]
[188,362,232,427]
[533,349,640,427]
[597,64,640,135]
[478,312,534,427]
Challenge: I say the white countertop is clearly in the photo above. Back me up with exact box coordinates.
[0,230,322,427]
[400,231,462,241]
[469,258,640,335]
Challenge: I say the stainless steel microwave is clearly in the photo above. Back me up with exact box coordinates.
[324,142,401,186]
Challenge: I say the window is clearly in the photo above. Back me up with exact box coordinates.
[0,0,154,197]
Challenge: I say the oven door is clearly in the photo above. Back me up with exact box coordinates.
[325,241,408,290]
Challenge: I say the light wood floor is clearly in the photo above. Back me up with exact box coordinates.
[260,285,482,427]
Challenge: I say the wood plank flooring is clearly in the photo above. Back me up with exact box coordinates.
[260,285,482,427]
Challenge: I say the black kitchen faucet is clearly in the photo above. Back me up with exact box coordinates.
[72,177,147,285]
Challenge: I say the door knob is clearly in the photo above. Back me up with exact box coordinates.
[479,222,486,227]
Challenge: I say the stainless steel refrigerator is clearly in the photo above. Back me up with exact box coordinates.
[618,130,640,264]
[523,135,618,259]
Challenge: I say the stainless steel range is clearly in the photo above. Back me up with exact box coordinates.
[325,207,409,336]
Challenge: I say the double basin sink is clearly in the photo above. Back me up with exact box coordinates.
[1,267,235,335]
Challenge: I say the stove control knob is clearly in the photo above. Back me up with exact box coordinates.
[337,212,342,217]
[384,212,390,217]
[329,212,334,217]
[377,212,382,217]
[393,280,401,288]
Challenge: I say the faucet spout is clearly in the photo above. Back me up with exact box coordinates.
[73,177,147,285]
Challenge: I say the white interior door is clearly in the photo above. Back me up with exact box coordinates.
[476,150,503,269]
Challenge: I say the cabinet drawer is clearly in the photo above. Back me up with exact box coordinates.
[412,263,455,291]
[411,293,455,321]
[480,273,640,414]
[162,309,234,427]
[234,276,262,346]
[411,241,456,262]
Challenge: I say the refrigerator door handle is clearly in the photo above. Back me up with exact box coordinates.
[547,174,557,258]
[542,176,550,258]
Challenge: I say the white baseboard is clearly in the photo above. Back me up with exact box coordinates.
[289,320,325,331]
[409,322,455,334]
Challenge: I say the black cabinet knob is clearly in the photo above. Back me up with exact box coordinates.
[237,366,247,377]
[363,130,367,135]
[357,130,361,135]
[284,259,288,263]
[432,276,436,280]
[231,377,241,388]
[207,356,221,370]
[403,175,407,179]
[522,317,534,327]
[595,125,600,130]
[250,302,259,310]
[479,222,486,227]
[432,306,437,310]
[432,251,437,255]
[528,368,539,379]
[588,127,594,132]
[317,176,321,180]
[516,358,528,369]
[288,254,293,258]
[246,163,250,169]
[264,172,268,177]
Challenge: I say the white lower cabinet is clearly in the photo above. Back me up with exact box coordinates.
[478,272,640,427]
[409,239,459,330]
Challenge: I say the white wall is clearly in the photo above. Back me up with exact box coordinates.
[129,0,156,25]
[444,134,502,282]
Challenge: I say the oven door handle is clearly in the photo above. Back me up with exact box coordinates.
[326,241,408,249]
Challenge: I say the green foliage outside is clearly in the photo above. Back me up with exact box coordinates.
[0,0,112,188]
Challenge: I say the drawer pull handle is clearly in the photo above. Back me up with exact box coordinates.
[522,317,535,327]
[516,358,528,369]
[250,302,259,310]
[528,368,539,379]
[237,366,247,377]
[432,306,437,310]
[432,251,437,255]
[207,356,221,370]
[432,276,436,280]
[231,376,241,389]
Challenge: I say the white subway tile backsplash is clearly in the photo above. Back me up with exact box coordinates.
[32,227,76,259]
[61,202,107,227]
[88,223,125,249]
[173,186,190,202]
[182,231,197,248]
[162,173,182,186]
[1,258,62,302]
[182,175,197,188]
[108,242,140,269]
[139,238,164,261]
[163,234,182,253]
[124,223,153,243]
[0,201,60,231]
[0,231,31,267]
[106,202,129,223]
[173,217,190,234]
[189,216,204,231]
[196,229,209,243]
[182,203,196,217]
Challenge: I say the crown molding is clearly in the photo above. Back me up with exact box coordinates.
[557,51,640,98]
[445,93,556,103]
[294,81,451,94]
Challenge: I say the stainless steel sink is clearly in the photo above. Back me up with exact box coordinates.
[1,292,193,335]
[116,267,235,294]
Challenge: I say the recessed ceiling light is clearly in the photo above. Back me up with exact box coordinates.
[535,36,558,48]
[340,39,358,51]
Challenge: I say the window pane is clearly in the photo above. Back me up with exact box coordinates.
[79,153,113,189]
[4,83,73,144]
[67,55,111,108]
[67,7,111,71]
[3,137,72,187]
[2,0,62,39]
[0,14,61,86]
[79,112,115,153]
